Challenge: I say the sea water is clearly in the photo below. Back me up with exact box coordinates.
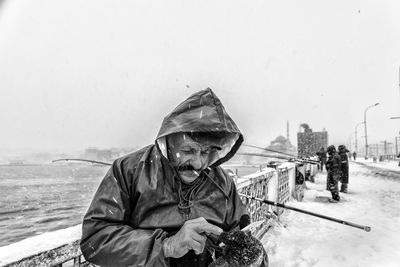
[0,163,261,247]
[0,164,108,247]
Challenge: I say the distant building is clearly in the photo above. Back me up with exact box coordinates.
[84,147,113,161]
[8,159,25,165]
[97,149,112,161]
[297,123,328,157]
[266,135,297,154]
[266,121,297,154]
[84,147,99,160]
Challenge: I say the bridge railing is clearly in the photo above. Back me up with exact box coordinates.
[237,162,297,221]
[5,161,319,267]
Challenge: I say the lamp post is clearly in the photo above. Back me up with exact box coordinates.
[355,122,364,155]
[389,67,400,120]
[364,103,380,159]
[348,134,353,152]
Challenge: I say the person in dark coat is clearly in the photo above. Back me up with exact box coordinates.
[80,89,268,267]
[316,147,327,171]
[338,145,350,193]
[352,151,357,161]
[293,162,305,201]
[326,145,341,201]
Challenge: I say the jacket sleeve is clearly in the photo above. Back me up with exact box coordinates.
[334,155,342,170]
[80,159,169,267]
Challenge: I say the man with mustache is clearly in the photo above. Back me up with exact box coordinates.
[80,89,267,266]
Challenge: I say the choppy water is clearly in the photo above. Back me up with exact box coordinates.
[0,164,108,247]
[0,163,261,247]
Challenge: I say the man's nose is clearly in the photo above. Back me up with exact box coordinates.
[190,154,204,170]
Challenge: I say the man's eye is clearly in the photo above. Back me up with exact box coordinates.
[201,148,211,154]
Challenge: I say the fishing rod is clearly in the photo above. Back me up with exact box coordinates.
[52,143,318,167]
[53,153,317,168]
[239,194,371,232]
[52,159,371,232]
[237,152,288,161]
[237,152,319,165]
[52,158,112,166]
[242,144,320,164]
[243,144,298,158]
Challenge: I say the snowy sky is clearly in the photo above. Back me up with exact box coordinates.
[0,0,399,152]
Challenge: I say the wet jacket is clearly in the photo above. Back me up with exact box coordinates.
[326,152,341,178]
[338,148,349,183]
[316,150,327,161]
[80,89,254,267]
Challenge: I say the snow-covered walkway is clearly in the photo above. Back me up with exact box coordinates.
[262,161,400,267]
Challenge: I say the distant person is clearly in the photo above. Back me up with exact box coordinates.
[316,147,327,171]
[326,145,341,201]
[293,162,306,201]
[338,145,350,193]
[353,151,357,161]
[397,153,400,166]
[80,89,267,267]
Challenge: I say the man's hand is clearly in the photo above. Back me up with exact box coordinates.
[162,217,223,258]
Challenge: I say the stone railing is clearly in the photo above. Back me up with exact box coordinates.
[4,240,93,267]
[237,168,274,222]
[237,162,297,221]
[4,161,318,266]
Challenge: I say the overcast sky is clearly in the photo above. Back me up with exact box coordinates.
[0,0,399,153]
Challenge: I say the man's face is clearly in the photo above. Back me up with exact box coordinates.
[167,133,221,182]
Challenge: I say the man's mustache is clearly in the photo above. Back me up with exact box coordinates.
[178,165,197,172]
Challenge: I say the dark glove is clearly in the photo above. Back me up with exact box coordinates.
[209,230,265,267]
[163,217,222,258]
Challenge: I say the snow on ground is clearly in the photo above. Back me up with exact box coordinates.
[262,161,400,267]
[0,224,81,266]
[356,158,400,172]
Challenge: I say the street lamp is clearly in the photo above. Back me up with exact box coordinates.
[364,103,380,159]
[348,133,353,152]
[355,122,364,155]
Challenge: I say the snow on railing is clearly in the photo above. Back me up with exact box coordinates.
[4,161,319,266]
[237,168,275,222]
[237,162,298,220]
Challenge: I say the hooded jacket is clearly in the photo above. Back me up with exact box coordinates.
[338,146,349,183]
[326,149,341,177]
[80,89,252,266]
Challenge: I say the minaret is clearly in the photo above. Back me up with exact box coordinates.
[286,120,290,142]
